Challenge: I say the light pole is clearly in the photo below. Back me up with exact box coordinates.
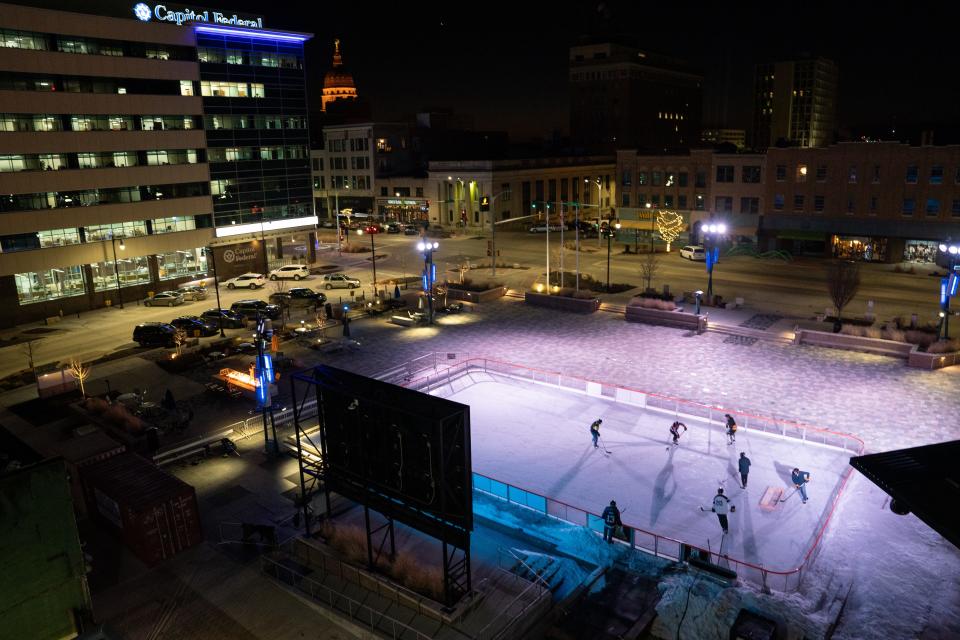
[358,228,377,299]
[417,240,439,324]
[703,222,727,301]
[575,201,581,293]
[605,220,621,292]
[205,246,225,336]
[937,242,960,340]
[486,189,509,278]
[533,201,553,290]
[109,233,125,309]
[586,177,603,247]
[332,183,350,254]
[646,202,654,253]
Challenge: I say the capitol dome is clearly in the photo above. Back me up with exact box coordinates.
[321,39,358,111]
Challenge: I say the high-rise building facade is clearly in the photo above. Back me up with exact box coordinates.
[752,58,838,150]
[569,41,702,154]
[0,3,313,326]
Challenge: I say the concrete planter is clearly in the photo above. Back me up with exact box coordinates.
[907,345,960,370]
[446,286,507,303]
[794,329,914,358]
[524,291,600,313]
[625,304,706,332]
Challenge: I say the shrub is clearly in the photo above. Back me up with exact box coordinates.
[391,554,444,601]
[840,324,865,337]
[449,278,503,292]
[340,243,371,254]
[631,297,677,311]
[882,328,907,342]
[905,330,937,348]
[863,327,883,339]
[82,397,110,414]
[927,339,960,354]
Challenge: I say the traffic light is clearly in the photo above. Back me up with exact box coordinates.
[480,195,490,212]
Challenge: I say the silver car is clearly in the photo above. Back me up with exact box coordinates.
[176,285,208,301]
[321,273,361,290]
[144,291,184,307]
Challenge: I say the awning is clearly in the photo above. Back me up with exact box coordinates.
[776,230,825,241]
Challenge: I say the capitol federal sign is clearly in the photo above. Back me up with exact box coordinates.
[133,3,264,28]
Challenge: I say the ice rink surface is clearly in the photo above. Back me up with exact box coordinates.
[436,371,853,571]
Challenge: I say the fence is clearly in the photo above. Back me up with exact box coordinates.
[397,355,864,592]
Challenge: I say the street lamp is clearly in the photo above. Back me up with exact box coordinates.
[109,233,125,309]
[358,228,377,299]
[485,189,510,278]
[605,220,621,292]
[702,222,727,301]
[205,246,226,337]
[585,177,603,247]
[646,202,654,254]
[332,183,350,254]
[417,240,439,324]
[937,241,960,340]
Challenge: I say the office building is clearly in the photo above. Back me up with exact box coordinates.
[0,3,313,326]
[569,40,702,153]
[752,58,838,150]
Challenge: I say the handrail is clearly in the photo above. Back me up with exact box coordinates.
[497,546,551,591]
[261,554,434,640]
[474,566,551,640]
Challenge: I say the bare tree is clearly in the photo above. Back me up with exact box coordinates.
[68,358,91,397]
[173,328,188,356]
[21,339,37,383]
[639,251,660,292]
[826,260,861,322]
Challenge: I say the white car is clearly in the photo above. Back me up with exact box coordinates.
[321,273,361,290]
[680,245,706,261]
[269,265,310,281]
[528,223,566,233]
[223,272,266,289]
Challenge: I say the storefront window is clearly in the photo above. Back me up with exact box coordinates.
[85,221,146,241]
[903,240,939,263]
[152,216,196,234]
[831,236,886,262]
[38,227,80,248]
[91,255,150,291]
[157,248,206,280]
[15,266,85,304]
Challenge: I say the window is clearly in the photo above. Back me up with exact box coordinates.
[621,170,631,186]
[793,195,805,211]
[695,194,704,210]
[157,248,206,280]
[678,195,687,209]
[715,166,734,183]
[926,198,940,215]
[930,165,944,184]
[199,81,264,98]
[152,216,196,234]
[695,170,706,188]
[652,171,662,186]
[952,199,960,216]
[742,166,761,183]
[816,164,827,181]
[417,187,424,197]
[873,165,881,183]
[846,196,855,214]
[870,196,878,214]
[91,255,150,291]
[775,164,786,181]
[650,195,660,206]
[814,195,825,212]
[665,173,675,187]
[678,172,688,187]
[796,164,808,182]
[739,197,759,214]
[622,193,630,207]
[37,227,80,248]
[848,166,857,183]
[905,165,918,184]
[179,80,194,96]
[15,266,85,304]
[636,193,646,206]
[664,195,673,208]
[0,29,49,51]
[714,196,733,213]
[774,194,784,210]
[902,198,915,215]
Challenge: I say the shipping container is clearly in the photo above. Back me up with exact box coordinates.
[81,452,202,566]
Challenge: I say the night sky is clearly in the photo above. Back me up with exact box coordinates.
[28,0,960,141]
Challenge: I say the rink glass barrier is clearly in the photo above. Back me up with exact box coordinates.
[385,354,865,593]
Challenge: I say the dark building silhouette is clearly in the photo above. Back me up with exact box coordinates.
[752,58,838,150]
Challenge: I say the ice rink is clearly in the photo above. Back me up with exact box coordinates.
[433,370,854,572]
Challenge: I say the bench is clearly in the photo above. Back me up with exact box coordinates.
[390,314,418,327]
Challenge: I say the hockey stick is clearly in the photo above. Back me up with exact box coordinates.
[779,487,799,503]
[598,436,612,454]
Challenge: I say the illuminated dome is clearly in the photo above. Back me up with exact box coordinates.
[321,39,358,111]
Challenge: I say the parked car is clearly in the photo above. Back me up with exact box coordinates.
[175,285,207,301]
[528,223,565,233]
[143,291,184,307]
[170,315,218,337]
[230,299,282,320]
[223,273,265,289]
[268,264,310,281]
[386,223,401,234]
[133,322,176,347]
[363,224,380,234]
[321,273,361,290]
[403,225,420,236]
[319,219,336,228]
[199,308,246,328]
[269,287,327,308]
[680,245,707,261]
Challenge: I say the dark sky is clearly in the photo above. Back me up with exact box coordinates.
[28,0,960,140]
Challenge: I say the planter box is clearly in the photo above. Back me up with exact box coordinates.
[907,345,960,370]
[446,286,507,303]
[794,329,913,358]
[625,304,706,332]
[525,291,600,313]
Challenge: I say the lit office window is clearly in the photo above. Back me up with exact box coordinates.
[15,266,85,304]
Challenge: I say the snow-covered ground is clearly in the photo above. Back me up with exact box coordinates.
[434,371,852,581]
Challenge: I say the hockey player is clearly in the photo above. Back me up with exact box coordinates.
[601,500,622,543]
[738,452,751,488]
[669,420,688,445]
[590,419,602,449]
[791,468,811,503]
[725,414,737,445]
[704,487,735,534]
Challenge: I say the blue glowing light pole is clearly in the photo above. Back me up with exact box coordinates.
[255,313,278,455]
[937,242,960,340]
[418,240,439,324]
[703,222,727,301]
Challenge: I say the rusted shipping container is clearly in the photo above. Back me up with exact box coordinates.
[82,452,202,566]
